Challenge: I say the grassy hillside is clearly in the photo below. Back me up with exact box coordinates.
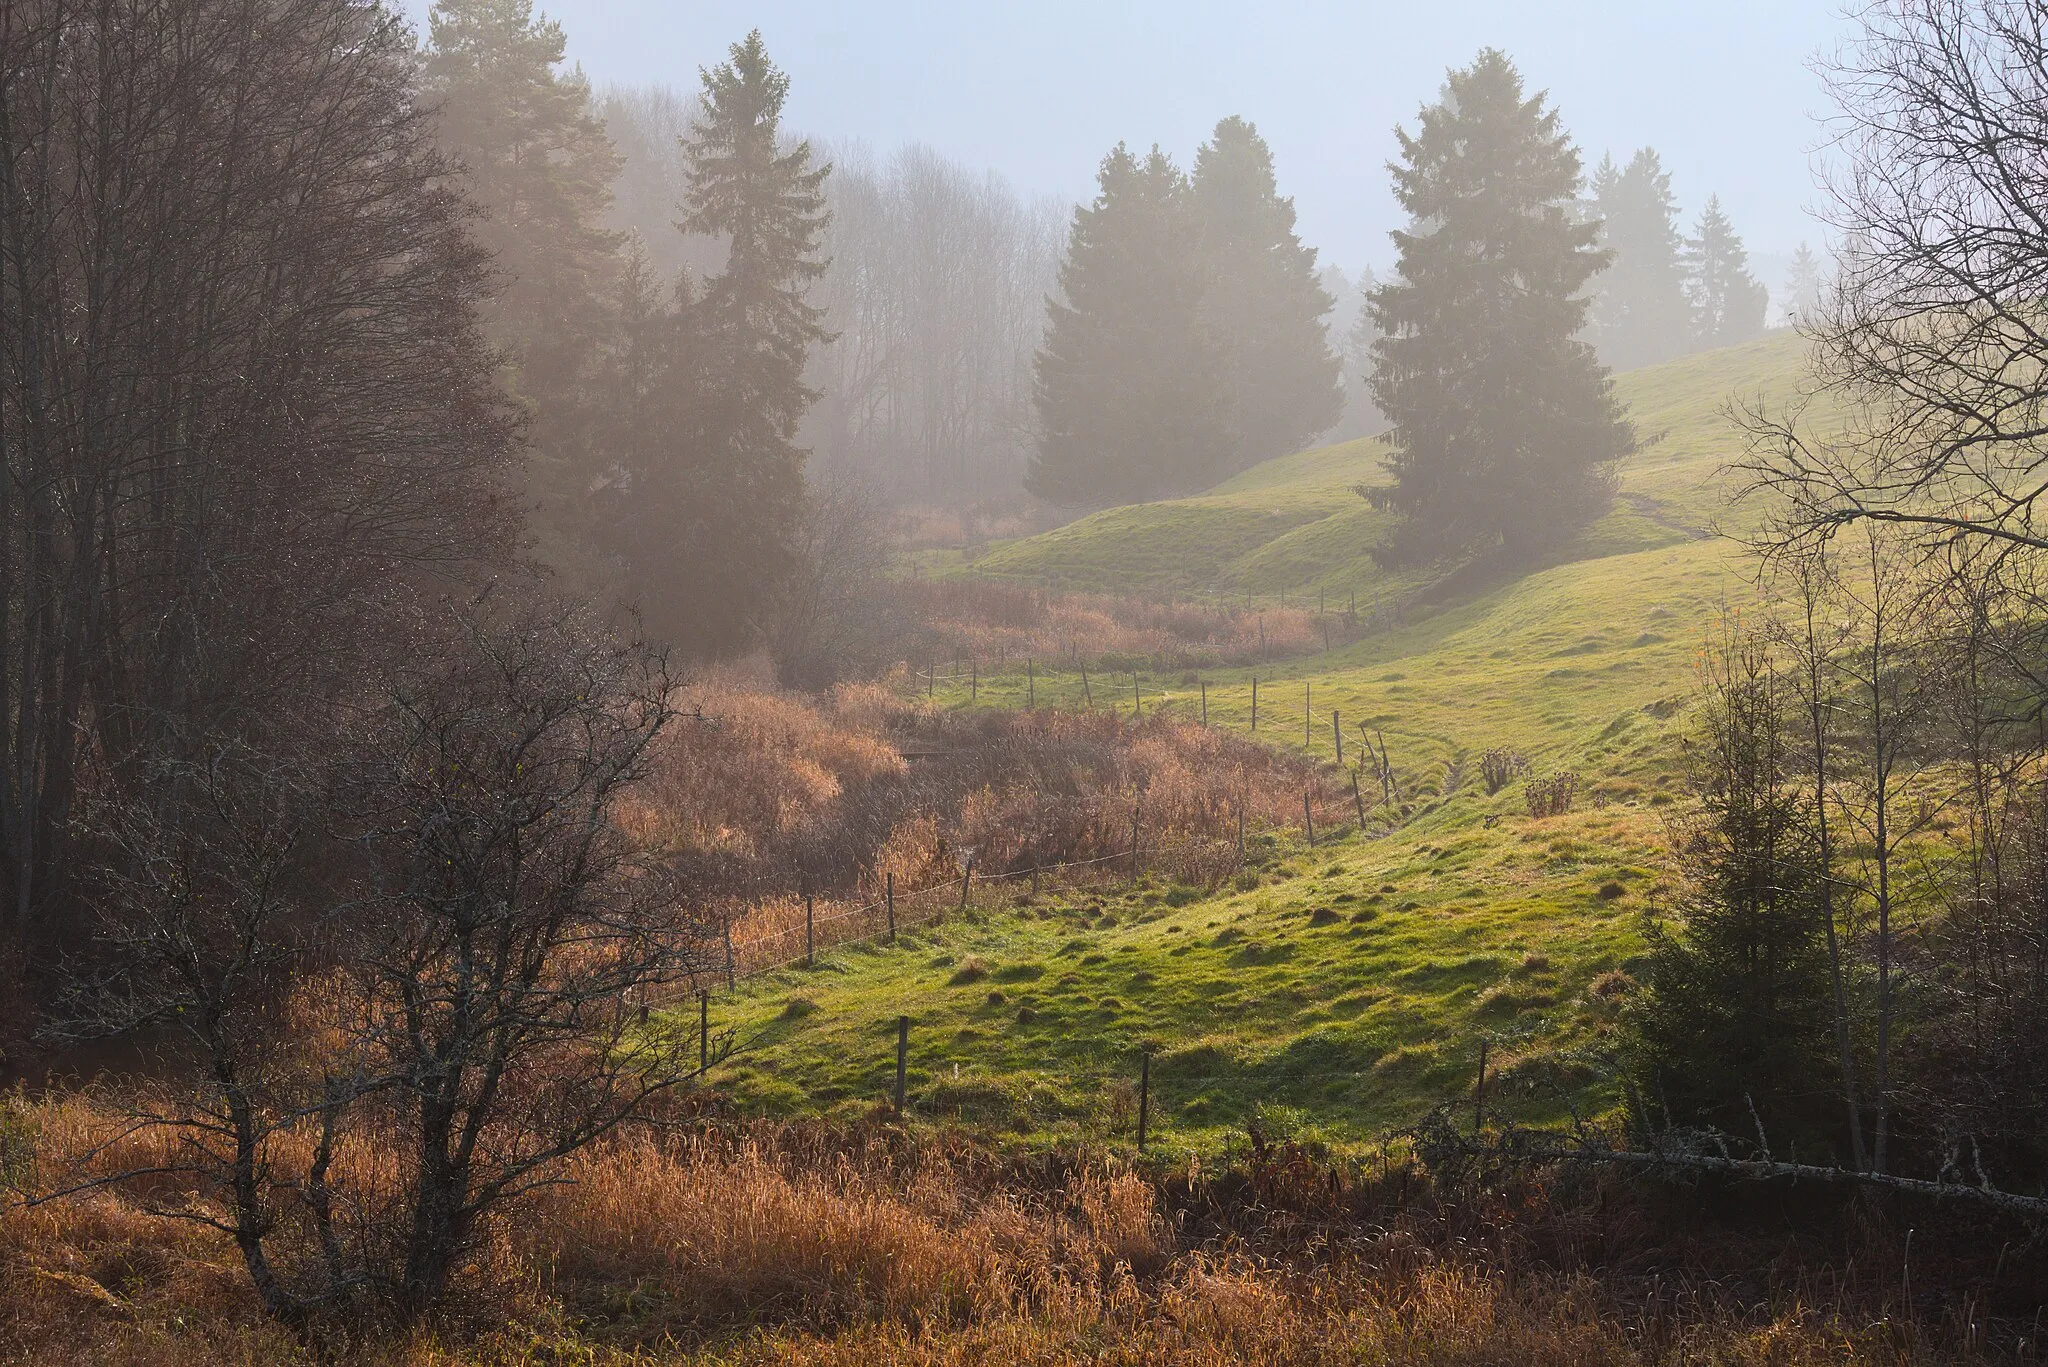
[943,329,1808,597]
[688,336,1811,1153]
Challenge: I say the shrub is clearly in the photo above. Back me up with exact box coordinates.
[1525,772,1580,818]
[1479,747,1529,795]
[1588,969,1637,1000]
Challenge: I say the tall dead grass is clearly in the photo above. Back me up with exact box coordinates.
[1,1094,2014,1365]
[615,672,1363,980]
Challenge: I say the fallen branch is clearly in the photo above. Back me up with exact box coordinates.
[1417,1115,2048,1220]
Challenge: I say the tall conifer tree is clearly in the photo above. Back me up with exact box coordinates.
[608,31,830,656]
[1587,147,1690,370]
[1366,50,1633,564]
[424,0,623,566]
[1028,145,1225,506]
[682,31,832,436]
[1683,195,1771,349]
[1782,242,1824,326]
[1191,117,1343,473]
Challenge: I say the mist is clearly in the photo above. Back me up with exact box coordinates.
[4,1,2045,1360]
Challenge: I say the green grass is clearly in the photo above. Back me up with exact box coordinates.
[938,329,1808,596]
[684,334,1817,1154]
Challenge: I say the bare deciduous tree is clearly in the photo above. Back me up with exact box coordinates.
[56,600,711,1326]
[805,144,1064,506]
[1745,0,2048,555]
[0,0,514,1009]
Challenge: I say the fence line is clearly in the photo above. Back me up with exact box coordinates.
[666,845,1177,1004]
[913,661,1416,778]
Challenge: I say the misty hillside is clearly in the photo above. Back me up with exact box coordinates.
[954,329,1808,597]
[13,0,2048,1358]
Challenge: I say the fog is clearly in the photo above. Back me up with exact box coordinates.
[402,0,1841,269]
[16,2,2048,1353]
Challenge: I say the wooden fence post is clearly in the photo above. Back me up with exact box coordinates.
[1353,771,1368,830]
[1133,672,1141,717]
[1138,1053,1152,1153]
[723,917,736,991]
[1251,677,1259,731]
[959,856,974,912]
[887,872,896,942]
[1129,804,1143,886]
[805,893,815,967]
[971,657,978,703]
[1082,664,1092,709]
[1303,792,1316,849]
[928,660,935,697]
[895,1016,910,1115]
[1333,710,1343,764]
[698,991,710,1076]
[1475,1038,1490,1133]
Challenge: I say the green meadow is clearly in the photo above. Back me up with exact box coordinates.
[689,331,1817,1152]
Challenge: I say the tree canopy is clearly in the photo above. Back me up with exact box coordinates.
[1366,49,1634,565]
[1028,145,1225,506]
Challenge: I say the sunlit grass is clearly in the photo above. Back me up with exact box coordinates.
[694,337,1820,1149]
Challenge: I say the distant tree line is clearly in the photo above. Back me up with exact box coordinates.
[806,146,1064,506]
[1584,150,1784,368]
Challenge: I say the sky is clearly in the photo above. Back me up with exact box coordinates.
[404,0,1849,275]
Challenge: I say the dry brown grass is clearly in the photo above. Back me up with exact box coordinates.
[620,673,912,860]
[610,672,1361,981]
[900,580,1347,670]
[0,1093,2027,1365]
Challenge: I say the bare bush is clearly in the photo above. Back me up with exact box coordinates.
[58,600,713,1326]
[765,480,925,690]
[1479,748,1529,796]
[1524,772,1580,819]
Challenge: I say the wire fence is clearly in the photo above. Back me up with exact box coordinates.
[658,845,1157,1005]
[911,657,1431,786]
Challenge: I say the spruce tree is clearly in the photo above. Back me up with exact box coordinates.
[1366,50,1633,564]
[610,31,830,656]
[1683,195,1771,348]
[1630,650,1837,1146]
[681,30,832,437]
[1191,117,1343,474]
[1782,242,1824,327]
[1028,145,1226,506]
[1587,147,1691,370]
[424,0,623,569]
